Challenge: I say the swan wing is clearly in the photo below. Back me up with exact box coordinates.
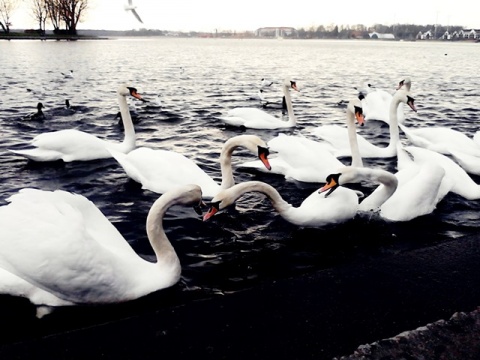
[378,163,446,221]
[404,146,480,200]
[0,189,138,303]
[110,147,220,198]
[293,188,358,227]
[220,108,287,129]
[239,134,342,182]
[450,150,480,176]
[9,129,110,162]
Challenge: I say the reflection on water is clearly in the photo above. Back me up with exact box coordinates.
[1,38,480,339]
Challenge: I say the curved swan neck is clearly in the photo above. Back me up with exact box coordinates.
[145,193,179,267]
[282,84,296,126]
[118,92,136,150]
[342,167,398,210]
[346,109,363,167]
[232,181,292,214]
[218,137,243,189]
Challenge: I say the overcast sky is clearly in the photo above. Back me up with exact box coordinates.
[11,0,480,32]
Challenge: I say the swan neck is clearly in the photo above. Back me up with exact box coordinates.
[118,93,136,150]
[218,138,239,189]
[346,110,363,167]
[234,181,292,215]
[351,168,398,210]
[388,95,402,147]
[282,85,296,125]
[145,194,179,268]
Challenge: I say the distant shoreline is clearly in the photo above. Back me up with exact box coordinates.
[1,31,478,42]
[0,33,108,41]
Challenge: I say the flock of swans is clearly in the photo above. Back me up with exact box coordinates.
[2,76,480,318]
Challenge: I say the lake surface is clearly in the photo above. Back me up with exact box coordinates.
[1,37,480,351]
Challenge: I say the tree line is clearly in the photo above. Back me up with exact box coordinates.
[0,0,468,40]
[0,0,87,35]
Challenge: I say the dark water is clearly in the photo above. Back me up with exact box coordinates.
[1,38,480,343]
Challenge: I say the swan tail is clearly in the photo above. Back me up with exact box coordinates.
[8,149,62,162]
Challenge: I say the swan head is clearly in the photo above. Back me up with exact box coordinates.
[203,188,237,221]
[318,173,341,197]
[394,88,417,112]
[283,77,299,92]
[348,97,365,126]
[173,184,206,215]
[396,77,412,91]
[118,85,147,102]
[228,135,271,171]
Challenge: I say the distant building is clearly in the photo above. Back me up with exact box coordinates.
[419,28,479,40]
[417,30,433,40]
[255,27,297,38]
[458,29,480,39]
[368,32,395,40]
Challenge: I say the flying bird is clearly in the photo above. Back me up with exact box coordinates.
[124,0,143,24]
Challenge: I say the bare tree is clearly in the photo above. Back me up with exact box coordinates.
[58,0,88,35]
[0,0,19,33]
[31,0,48,33]
[45,0,61,32]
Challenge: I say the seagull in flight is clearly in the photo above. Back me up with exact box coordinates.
[124,0,143,24]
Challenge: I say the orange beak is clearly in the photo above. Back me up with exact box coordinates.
[203,206,219,221]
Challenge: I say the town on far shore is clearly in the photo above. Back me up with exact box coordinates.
[2,24,480,42]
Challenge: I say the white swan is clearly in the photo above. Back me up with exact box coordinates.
[356,80,406,125]
[9,85,144,162]
[237,96,366,182]
[203,180,360,228]
[108,135,271,200]
[312,87,417,158]
[0,184,204,318]
[218,77,299,129]
[320,148,448,222]
[319,166,398,211]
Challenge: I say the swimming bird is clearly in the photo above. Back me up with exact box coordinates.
[356,80,406,125]
[108,135,272,200]
[218,77,299,129]
[24,102,46,121]
[322,148,447,222]
[260,78,274,88]
[203,180,361,228]
[312,86,417,158]
[61,70,74,78]
[125,0,143,23]
[0,184,204,318]
[238,96,365,182]
[9,85,145,162]
[319,167,398,210]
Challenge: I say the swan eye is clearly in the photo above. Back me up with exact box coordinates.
[207,201,221,209]
[407,95,415,104]
[258,146,270,157]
